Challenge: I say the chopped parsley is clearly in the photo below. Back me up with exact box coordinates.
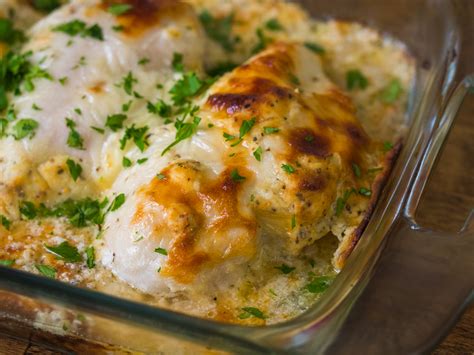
[156,173,166,180]
[109,193,126,212]
[107,3,133,16]
[32,103,42,111]
[122,157,132,167]
[35,264,56,278]
[154,247,168,256]
[239,117,256,139]
[346,69,368,91]
[199,10,235,52]
[172,52,184,72]
[19,201,38,220]
[358,187,372,197]
[147,100,172,118]
[53,20,104,41]
[169,72,205,106]
[352,163,361,178]
[304,42,325,55]
[65,118,84,149]
[122,100,132,112]
[0,260,14,267]
[105,113,127,131]
[335,188,356,216]
[275,264,295,274]
[265,18,284,31]
[225,117,256,146]
[223,132,236,141]
[20,199,106,227]
[230,168,246,182]
[0,51,52,111]
[137,158,148,165]
[119,71,137,96]
[0,19,25,45]
[306,276,333,293]
[66,158,82,181]
[59,77,68,85]
[31,0,62,13]
[85,246,95,269]
[120,124,149,152]
[135,58,149,68]
[161,116,200,155]
[0,214,11,230]
[45,241,82,263]
[383,141,394,152]
[91,126,105,134]
[289,73,300,86]
[291,214,296,230]
[381,79,402,103]
[253,146,263,161]
[263,127,279,134]
[12,119,38,140]
[281,163,295,174]
[252,28,270,54]
[238,307,267,320]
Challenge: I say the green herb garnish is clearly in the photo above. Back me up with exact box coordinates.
[239,307,267,320]
[85,246,95,268]
[13,119,38,140]
[105,113,127,131]
[107,3,132,16]
[381,79,402,103]
[275,264,295,274]
[346,69,368,90]
[65,118,84,149]
[306,276,333,293]
[199,10,235,52]
[45,241,82,262]
[253,146,263,161]
[0,215,11,230]
[109,193,126,212]
[230,168,246,182]
[66,158,82,181]
[281,164,295,174]
[265,18,284,31]
[304,42,325,54]
[161,116,200,155]
[122,157,132,167]
[155,247,168,256]
[263,127,279,134]
[53,20,104,41]
[120,124,149,152]
[35,264,56,278]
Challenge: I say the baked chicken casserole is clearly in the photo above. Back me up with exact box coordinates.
[0,0,414,325]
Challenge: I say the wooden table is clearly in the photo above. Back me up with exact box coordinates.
[0,11,473,355]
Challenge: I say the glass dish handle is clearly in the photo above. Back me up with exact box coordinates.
[326,75,474,354]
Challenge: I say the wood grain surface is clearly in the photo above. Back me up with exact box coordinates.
[0,5,473,355]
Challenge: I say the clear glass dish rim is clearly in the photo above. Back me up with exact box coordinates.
[0,1,465,352]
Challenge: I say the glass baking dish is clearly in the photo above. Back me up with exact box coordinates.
[0,0,472,353]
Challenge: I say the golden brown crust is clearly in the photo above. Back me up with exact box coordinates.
[133,162,256,283]
[99,0,191,37]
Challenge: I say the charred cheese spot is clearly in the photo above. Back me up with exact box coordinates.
[207,78,292,116]
[287,128,332,159]
[133,162,256,283]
